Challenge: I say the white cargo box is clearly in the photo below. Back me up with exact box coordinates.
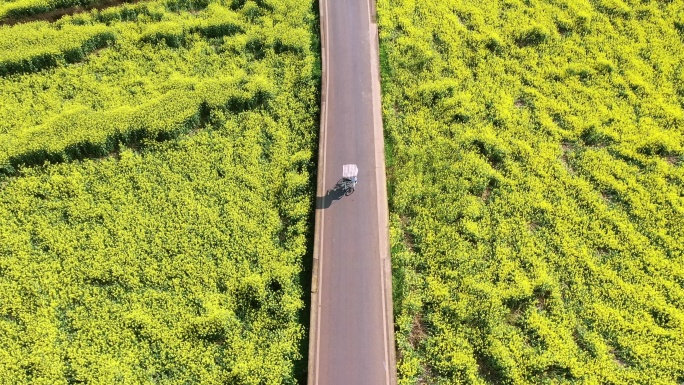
[342,164,358,179]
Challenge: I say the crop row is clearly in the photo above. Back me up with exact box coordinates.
[0,4,248,78]
[139,5,245,47]
[0,23,115,76]
[0,75,274,174]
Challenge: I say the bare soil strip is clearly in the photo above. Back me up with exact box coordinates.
[0,0,143,26]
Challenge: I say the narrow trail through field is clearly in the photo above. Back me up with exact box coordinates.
[308,0,397,383]
[0,0,142,26]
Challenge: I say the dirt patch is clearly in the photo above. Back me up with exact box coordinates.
[89,47,109,58]
[534,287,551,311]
[514,98,526,108]
[505,307,523,325]
[0,0,143,26]
[408,313,427,349]
[416,364,435,385]
[560,142,576,174]
[610,348,628,368]
[404,313,434,384]
[481,178,496,202]
[392,102,402,116]
[186,126,203,138]
[601,190,619,205]
[475,351,506,384]
[536,296,547,311]
[102,149,121,161]
[400,215,416,252]
[665,155,680,166]
[481,185,492,201]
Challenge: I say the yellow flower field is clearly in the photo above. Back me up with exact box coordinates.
[378,0,684,383]
[0,0,319,383]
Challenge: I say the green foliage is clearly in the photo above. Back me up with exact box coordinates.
[139,5,245,47]
[0,0,111,21]
[0,22,115,76]
[0,0,313,173]
[515,25,550,47]
[0,76,275,173]
[378,0,684,384]
[0,0,318,383]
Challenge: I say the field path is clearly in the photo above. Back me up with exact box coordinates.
[308,0,397,384]
[0,0,142,25]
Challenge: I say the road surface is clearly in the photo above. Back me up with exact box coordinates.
[308,0,397,384]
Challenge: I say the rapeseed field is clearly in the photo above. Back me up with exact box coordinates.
[0,0,318,383]
[377,0,684,384]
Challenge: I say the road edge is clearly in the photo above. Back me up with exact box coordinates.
[368,0,398,383]
[307,0,328,383]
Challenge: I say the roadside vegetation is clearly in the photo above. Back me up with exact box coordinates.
[0,0,318,383]
[377,0,684,384]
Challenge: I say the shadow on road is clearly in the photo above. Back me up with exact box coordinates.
[316,188,346,209]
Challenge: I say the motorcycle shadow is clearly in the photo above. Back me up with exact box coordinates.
[315,187,346,210]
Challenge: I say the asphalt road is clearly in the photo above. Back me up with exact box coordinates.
[309,0,396,384]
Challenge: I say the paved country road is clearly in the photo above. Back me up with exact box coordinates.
[308,0,397,384]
